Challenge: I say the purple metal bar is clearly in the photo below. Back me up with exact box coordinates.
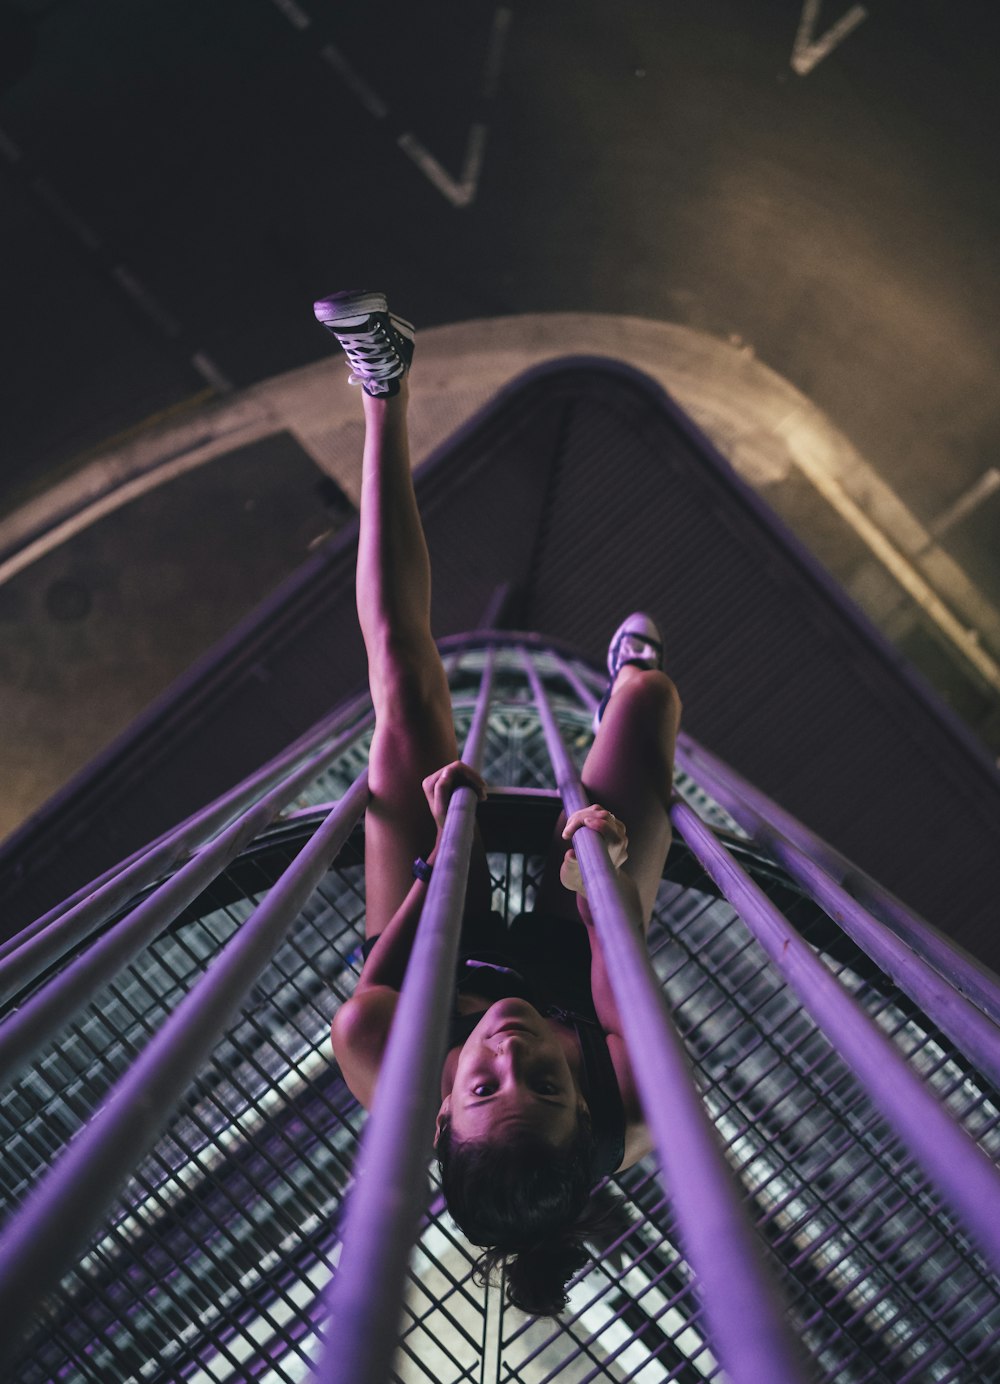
[0,689,374,975]
[0,722,375,1088]
[671,797,1000,1282]
[679,749,1000,1092]
[675,731,1000,1030]
[521,648,810,1384]
[0,771,370,1371]
[0,709,374,1015]
[567,661,1000,1075]
[315,651,496,1384]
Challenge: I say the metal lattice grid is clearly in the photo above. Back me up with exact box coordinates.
[1,642,998,1382]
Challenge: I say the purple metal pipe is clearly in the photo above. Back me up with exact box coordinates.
[0,725,371,1087]
[0,690,374,974]
[0,710,374,1014]
[316,783,477,1383]
[522,649,810,1384]
[672,797,1000,1282]
[315,651,495,1384]
[680,750,1000,1092]
[675,731,1000,1030]
[568,660,1000,1048]
[0,772,370,1370]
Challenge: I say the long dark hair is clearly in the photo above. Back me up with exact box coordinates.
[435,1112,630,1316]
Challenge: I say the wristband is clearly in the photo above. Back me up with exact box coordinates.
[412,857,433,884]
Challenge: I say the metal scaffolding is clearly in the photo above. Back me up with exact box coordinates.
[1,633,999,1383]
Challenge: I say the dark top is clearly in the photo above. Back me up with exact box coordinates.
[362,910,626,1177]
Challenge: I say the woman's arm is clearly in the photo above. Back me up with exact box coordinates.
[331,761,487,1106]
[574,872,643,1041]
[562,807,655,1167]
[331,832,441,1106]
[578,884,656,1167]
[355,760,487,993]
[354,842,440,994]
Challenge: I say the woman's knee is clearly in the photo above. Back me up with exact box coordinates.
[370,632,449,716]
[615,667,682,725]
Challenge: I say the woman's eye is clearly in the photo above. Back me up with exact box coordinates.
[472,1083,494,1097]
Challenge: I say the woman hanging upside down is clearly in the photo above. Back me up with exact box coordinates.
[316,290,682,1316]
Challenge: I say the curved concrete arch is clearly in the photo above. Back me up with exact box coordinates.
[3,315,997,699]
[0,313,914,568]
[1,314,997,841]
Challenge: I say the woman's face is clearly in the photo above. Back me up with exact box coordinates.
[436,997,587,1148]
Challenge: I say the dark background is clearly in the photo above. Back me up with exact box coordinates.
[2,0,998,575]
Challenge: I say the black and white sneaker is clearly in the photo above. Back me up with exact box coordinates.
[313,290,415,396]
[593,612,664,732]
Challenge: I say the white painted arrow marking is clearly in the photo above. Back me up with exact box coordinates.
[278,4,511,208]
[395,6,509,207]
[397,124,488,210]
[791,0,868,76]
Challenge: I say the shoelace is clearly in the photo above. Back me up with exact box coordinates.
[619,635,658,660]
[340,322,406,385]
[612,636,660,674]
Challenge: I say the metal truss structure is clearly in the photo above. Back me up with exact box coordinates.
[1,636,999,1383]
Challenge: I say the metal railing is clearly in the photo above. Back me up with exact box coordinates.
[0,772,371,1369]
[318,649,496,1384]
[1,635,998,1383]
[520,648,809,1384]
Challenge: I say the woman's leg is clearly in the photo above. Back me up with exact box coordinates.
[358,381,455,937]
[578,665,680,922]
[356,381,491,937]
[536,664,681,927]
